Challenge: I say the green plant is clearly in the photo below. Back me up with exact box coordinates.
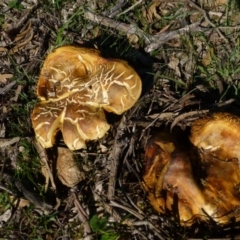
[0,192,11,212]
[0,14,4,27]
[51,8,83,48]
[8,0,24,10]
[90,215,120,240]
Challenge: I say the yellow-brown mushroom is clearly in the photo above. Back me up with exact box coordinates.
[31,46,142,150]
[143,112,240,226]
[142,132,177,214]
[190,112,240,224]
[143,132,214,226]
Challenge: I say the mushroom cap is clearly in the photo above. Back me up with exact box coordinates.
[143,132,214,226]
[143,114,240,226]
[190,112,240,224]
[190,112,240,160]
[31,46,142,150]
[198,150,240,224]
[142,132,177,214]
[163,151,207,225]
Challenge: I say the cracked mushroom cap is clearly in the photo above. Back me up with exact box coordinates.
[31,46,142,150]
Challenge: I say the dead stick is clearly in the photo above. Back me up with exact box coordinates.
[107,115,127,200]
[33,140,57,192]
[84,10,206,53]
[170,110,209,132]
[84,10,152,44]
[72,192,92,238]
[145,22,204,52]
[110,200,165,240]
[0,137,20,148]
[93,191,124,223]
[188,0,229,44]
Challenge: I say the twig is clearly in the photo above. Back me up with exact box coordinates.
[11,4,38,29]
[116,0,143,18]
[145,22,204,52]
[140,88,202,138]
[140,112,176,140]
[216,98,235,107]
[188,0,229,44]
[0,81,16,95]
[147,112,176,120]
[131,229,148,240]
[72,192,92,239]
[93,191,132,225]
[84,10,151,44]
[10,84,23,102]
[218,25,240,30]
[102,0,126,18]
[95,186,166,239]
[84,10,206,53]
[170,110,209,131]
[107,115,127,200]
[0,137,20,148]
[33,140,56,192]
[110,200,165,240]
[14,181,53,212]
[162,87,201,113]
[110,200,144,220]
[0,184,17,195]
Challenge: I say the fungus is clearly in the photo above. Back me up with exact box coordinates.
[31,46,142,150]
[56,147,85,187]
[190,112,240,224]
[142,132,177,213]
[143,112,240,225]
[190,112,240,161]
[143,132,214,226]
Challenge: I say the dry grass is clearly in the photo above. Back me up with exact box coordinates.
[1,0,240,239]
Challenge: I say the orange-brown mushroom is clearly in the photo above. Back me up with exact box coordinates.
[142,132,177,214]
[143,112,240,225]
[31,46,142,150]
[190,112,240,224]
[190,112,240,161]
[143,132,214,226]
